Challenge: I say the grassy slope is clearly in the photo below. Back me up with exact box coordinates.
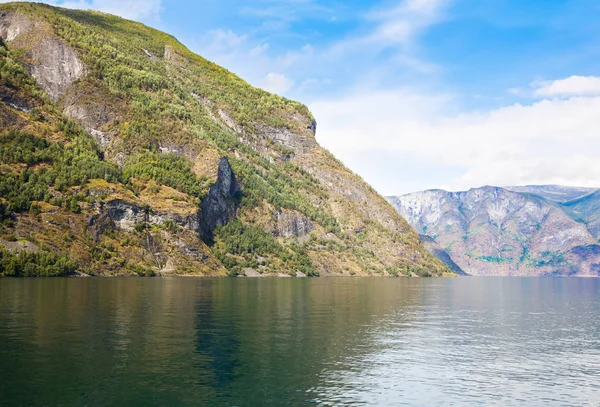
[0,2,449,277]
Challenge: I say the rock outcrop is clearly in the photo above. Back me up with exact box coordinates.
[102,199,200,232]
[199,158,240,241]
[276,210,313,238]
[0,11,84,101]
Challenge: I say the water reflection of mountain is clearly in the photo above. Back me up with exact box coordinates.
[0,278,425,406]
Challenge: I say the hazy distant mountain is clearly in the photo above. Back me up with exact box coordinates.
[506,185,597,203]
[387,186,600,276]
[562,190,600,240]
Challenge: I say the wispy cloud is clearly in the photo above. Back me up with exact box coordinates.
[328,0,451,57]
[198,0,451,96]
[240,0,334,24]
[367,0,452,45]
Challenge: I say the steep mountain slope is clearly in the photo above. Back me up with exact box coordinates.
[419,235,467,275]
[387,187,600,276]
[562,190,600,240]
[506,185,597,203]
[0,3,448,277]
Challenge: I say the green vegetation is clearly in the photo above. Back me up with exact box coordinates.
[3,2,339,236]
[123,151,210,200]
[531,251,565,268]
[0,129,120,216]
[0,246,77,277]
[0,38,48,102]
[478,255,507,264]
[213,220,317,277]
[0,2,449,277]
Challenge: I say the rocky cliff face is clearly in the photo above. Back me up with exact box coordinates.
[387,186,600,276]
[0,3,448,277]
[199,158,240,241]
[0,11,85,100]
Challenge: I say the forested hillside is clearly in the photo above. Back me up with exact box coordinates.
[0,2,449,277]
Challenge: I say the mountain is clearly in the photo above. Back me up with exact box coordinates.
[0,3,449,277]
[561,190,600,240]
[387,186,600,276]
[505,185,597,203]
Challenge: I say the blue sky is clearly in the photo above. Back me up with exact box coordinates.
[12,0,600,194]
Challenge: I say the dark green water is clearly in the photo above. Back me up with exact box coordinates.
[0,277,599,406]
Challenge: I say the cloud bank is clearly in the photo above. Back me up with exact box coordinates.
[311,86,600,195]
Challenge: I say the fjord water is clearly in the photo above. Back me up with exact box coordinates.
[0,278,598,406]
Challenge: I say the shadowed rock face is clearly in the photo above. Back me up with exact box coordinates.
[0,11,85,101]
[199,158,240,241]
[388,186,600,276]
[419,235,467,275]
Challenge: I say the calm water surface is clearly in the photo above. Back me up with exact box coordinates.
[0,277,599,406]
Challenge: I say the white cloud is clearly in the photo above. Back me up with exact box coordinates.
[259,73,294,94]
[0,0,163,21]
[533,76,600,97]
[204,29,248,53]
[368,0,451,45]
[310,89,600,195]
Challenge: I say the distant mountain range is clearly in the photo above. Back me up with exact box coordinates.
[387,185,600,276]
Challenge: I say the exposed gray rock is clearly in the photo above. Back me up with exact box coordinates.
[296,271,307,278]
[143,48,158,61]
[27,36,85,101]
[255,122,312,154]
[63,102,115,130]
[217,108,243,133]
[0,11,32,42]
[276,210,313,238]
[158,144,183,155]
[0,239,38,253]
[102,199,199,232]
[191,92,243,133]
[104,199,145,231]
[199,158,240,241]
[0,11,85,101]
[244,268,263,277]
[89,129,112,148]
[63,101,115,148]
